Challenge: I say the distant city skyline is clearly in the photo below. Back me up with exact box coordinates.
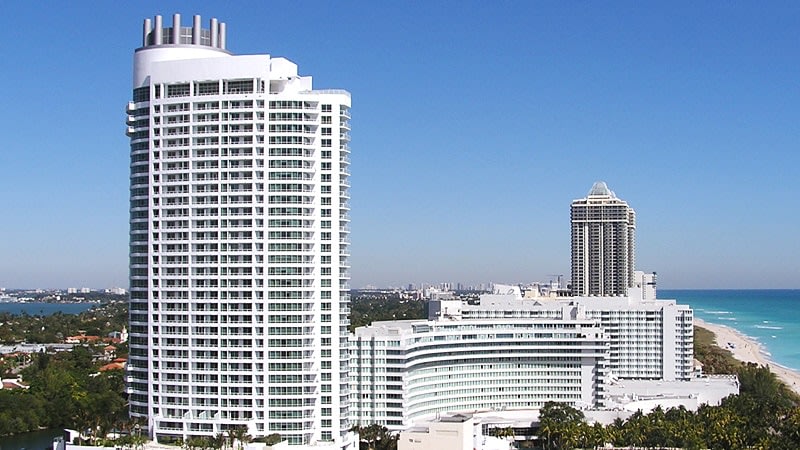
[1,2,799,289]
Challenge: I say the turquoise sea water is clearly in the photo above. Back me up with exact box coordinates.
[662,289,800,371]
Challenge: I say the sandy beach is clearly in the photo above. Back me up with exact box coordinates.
[694,317,800,395]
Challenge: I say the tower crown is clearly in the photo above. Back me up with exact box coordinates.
[587,181,615,197]
[140,14,228,51]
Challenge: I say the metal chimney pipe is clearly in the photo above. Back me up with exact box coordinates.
[172,13,181,44]
[153,15,163,45]
[210,18,219,47]
[192,15,201,45]
[143,18,152,46]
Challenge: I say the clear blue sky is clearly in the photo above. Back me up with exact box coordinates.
[1,2,798,289]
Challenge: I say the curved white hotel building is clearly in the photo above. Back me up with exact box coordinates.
[350,280,693,430]
[126,14,353,447]
[350,315,609,428]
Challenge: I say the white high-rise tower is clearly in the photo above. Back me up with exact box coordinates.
[570,182,635,297]
[126,14,353,448]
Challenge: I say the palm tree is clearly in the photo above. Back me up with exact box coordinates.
[352,423,387,450]
[538,402,584,450]
[261,433,283,446]
[620,410,646,447]
[71,407,94,445]
[778,407,800,448]
[229,425,253,450]
[699,403,745,450]
[374,428,398,450]
[490,426,515,442]
[210,431,228,449]
[183,436,207,450]
[586,421,607,448]
[130,420,146,450]
[130,432,146,450]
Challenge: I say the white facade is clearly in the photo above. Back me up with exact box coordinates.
[457,285,693,381]
[350,287,692,430]
[571,182,636,296]
[127,15,353,448]
[350,314,608,430]
[398,415,480,450]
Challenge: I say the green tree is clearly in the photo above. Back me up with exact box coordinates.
[183,436,208,450]
[737,363,796,409]
[209,431,228,449]
[492,426,514,439]
[538,402,584,450]
[349,295,426,331]
[582,421,607,448]
[229,425,252,450]
[698,403,746,450]
[773,407,800,449]
[258,433,283,445]
[352,424,396,450]
[663,405,703,449]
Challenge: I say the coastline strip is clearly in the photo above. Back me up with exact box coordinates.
[694,317,800,395]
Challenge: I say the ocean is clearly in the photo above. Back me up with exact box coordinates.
[0,302,96,316]
[663,289,800,371]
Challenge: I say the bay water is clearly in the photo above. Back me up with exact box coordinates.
[0,428,61,450]
[0,303,96,316]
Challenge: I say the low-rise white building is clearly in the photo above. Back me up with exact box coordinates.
[399,414,475,450]
[398,414,514,450]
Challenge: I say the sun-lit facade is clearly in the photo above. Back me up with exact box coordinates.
[350,316,609,430]
[571,181,636,296]
[350,281,693,431]
[126,14,353,447]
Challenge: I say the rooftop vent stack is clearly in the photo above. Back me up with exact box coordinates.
[172,14,181,44]
[219,22,227,49]
[153,15,163,45]
[210,18,219,47]
[192,15,201,44]
[143,18,152,46]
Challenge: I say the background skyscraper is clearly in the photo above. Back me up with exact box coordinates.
[127,14,353,447]
[570,182,635,296]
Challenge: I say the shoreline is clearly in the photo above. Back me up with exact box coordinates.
[694,317,800,396]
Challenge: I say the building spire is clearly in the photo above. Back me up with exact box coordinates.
[588,181,615,197]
